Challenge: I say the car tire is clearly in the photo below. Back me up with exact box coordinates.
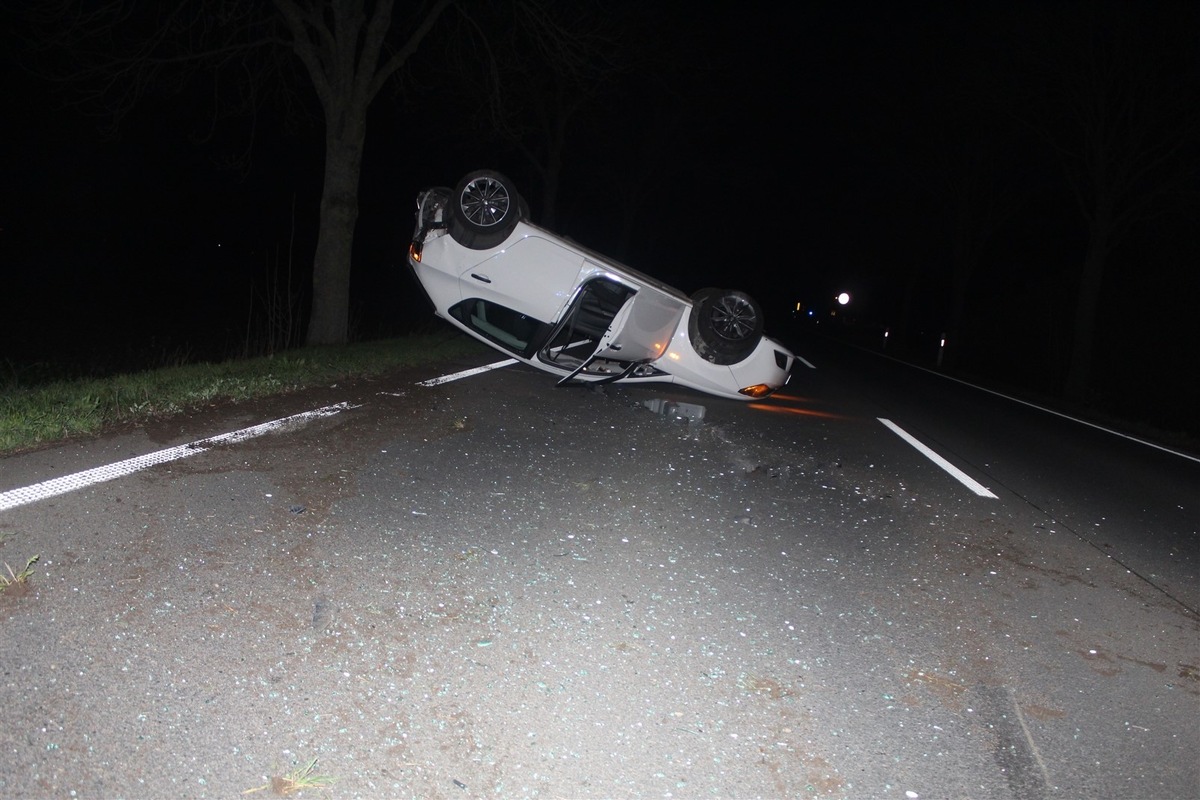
[448,170,523,250]
[688,288,765,365]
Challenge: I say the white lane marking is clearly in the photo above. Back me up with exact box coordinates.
[878,417,998,498]
[795,355,816,369]
[860,345,1199,464]
[0,402,358,513]
[416,358,518,386]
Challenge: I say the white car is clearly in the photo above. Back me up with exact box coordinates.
[406,169,795,400]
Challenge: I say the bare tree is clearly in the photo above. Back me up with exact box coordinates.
[272,0,451,345]
[822,4,1016,366]
[1004,1,1200,399]
[17,0,453,346]
[436,0,654,229]
[928,109,1028,369]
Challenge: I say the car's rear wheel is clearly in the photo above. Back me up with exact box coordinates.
[448,170,524,250]
[688,288,764,365]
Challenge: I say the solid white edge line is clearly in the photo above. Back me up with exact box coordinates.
[956,377,1200,464]
[0,402,358,513]
[416,358,518,386]
[796,355,816,369]
[878,417,998,498]
[854,343,1199,464]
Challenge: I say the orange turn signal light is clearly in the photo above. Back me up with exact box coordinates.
[738,384,775,399]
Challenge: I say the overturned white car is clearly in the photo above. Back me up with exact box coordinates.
[406,169,794,400]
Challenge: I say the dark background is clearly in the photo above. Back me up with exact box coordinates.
[2,1,1197,442]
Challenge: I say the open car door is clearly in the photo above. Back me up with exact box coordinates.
[541,276,684,385]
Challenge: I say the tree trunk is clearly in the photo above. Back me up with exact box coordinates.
[306,129,365,346]
[943,213,976,370]
[1064,201,1113,400]
[944,259,974,370]
[539,166,560,230]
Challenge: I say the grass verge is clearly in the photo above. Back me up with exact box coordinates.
[0,333,486,455]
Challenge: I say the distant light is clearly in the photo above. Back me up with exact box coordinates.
[837,292,851,305]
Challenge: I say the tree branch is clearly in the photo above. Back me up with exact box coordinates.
[370,0,453,101]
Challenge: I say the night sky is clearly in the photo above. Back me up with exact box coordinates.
[2,1,1197,435]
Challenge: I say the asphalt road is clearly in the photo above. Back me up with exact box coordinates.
[1,335,1197,799]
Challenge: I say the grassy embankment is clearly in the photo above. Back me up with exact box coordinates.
[0,333,485,455]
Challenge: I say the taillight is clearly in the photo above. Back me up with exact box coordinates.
[408,241,423,262]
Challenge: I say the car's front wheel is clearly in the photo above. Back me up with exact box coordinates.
[448,169,524,250]
[688,288,765,365]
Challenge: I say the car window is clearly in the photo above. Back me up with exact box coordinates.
[450,299,547,354]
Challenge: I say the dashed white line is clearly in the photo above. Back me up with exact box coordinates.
[6,353,564,513]
[416,358,518,386]
[0,402,358,513]
[879,417,998,498]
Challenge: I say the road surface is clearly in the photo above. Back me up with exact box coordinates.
[1,335,1196,799]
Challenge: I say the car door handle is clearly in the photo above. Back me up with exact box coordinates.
[470,273,492,284]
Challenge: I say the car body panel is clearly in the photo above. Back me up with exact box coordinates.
[459,235,588,322]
